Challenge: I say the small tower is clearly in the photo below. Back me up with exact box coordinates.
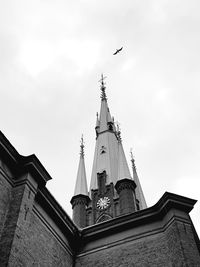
[115,128,137,215]
[89,74,118,224]
[130,149,147,210]
[70,136,90,228]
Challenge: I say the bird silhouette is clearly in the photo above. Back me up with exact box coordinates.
[113,47,123,55]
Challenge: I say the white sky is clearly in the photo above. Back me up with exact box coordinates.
[0,0,199,235]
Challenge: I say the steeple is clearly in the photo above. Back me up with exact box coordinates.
[73,136,88,197]
[115,128,137,215]
[130,149,147,210]
[90,75,119,191]
[98,74,113,133]
[70,136,90,228]
[71,75,147,227]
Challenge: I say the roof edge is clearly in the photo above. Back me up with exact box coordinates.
[36,187,79,242]
[0,131,52,187]
[81,191,197,238]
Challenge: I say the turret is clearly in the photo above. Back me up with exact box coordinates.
[70,136,90,228]
[130,149,147,210]
[115,128,137,215]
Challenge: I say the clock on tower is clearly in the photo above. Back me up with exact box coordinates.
[96,197,110,210]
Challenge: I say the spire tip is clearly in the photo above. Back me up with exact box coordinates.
[130,148,136,169]
[99,74,107,100]
[116,122,122,143]
[80,134,85,157]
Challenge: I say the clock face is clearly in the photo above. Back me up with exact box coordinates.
[96,197,110,210]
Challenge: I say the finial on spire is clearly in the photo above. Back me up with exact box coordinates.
[130,148,136,169]
[80,134,85,157]
[130,148,134,160]
[99,74,107,100]
[116,122,122,143]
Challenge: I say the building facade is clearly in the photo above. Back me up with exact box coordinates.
[0,77,199,266]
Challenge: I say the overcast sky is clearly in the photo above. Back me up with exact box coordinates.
[0,0,199,235]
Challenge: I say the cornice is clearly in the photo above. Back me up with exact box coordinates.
[0,131,20,171]
[0,131,79,234]
[77,215,192,258]
[80,192,197,240]
[0,131,52,187]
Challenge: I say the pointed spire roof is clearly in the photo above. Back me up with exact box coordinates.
[130,149,147,209]
[73,135,88,197]
[117,127,132,181]
[98,74,114,132]
[90,75,119,190]
[99,74,107,101]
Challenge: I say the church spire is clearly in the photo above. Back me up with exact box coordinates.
[97,74,114,133]
[71,135,90,228]
[90,75,119,191]
[72,75,147,227]
[73,135,88,197]
[115,126,137,215]
[130,149,147,209]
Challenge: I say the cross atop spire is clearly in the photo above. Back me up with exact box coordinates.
[80,134,84,157]
[99,74,107,100]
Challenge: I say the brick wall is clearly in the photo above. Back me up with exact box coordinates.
[166,220,200,266]
[75,233,171,267]
[0,166,12,240]
[8,207,73,266]
[0,156,74,266]
[75,214,200,266]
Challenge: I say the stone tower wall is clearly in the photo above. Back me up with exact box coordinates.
[0,156,74,267]
[71,195,89,228]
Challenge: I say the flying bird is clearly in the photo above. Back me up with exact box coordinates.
[113,47,123,55]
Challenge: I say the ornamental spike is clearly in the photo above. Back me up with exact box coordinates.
[116,122,122,143]
[80,134,85,157]
[130,148,136,170]
[99,74,107,100]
